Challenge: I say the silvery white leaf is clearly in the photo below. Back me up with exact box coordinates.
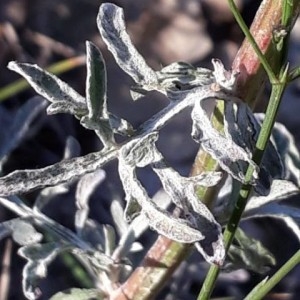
[9,219,43,246]
[0,96,47,160]
[50,288,104,300]
[157,62,214,92]
[151,147,222,219]
[129,88,147,101]
[141,199,205,243]
[97,3,158,87]
[7,62,87,117]
[152,155,224,265]
[115,220,144,259]
[75,169,106,235]
[47,101,87,117]
[120,132,161,167]
[245,179,299,213]
[115,190,170,259]
[136,85,223,136]
[129,242,143,253]
[109,113,134,136]
[0,148,116,196]
[151,188,172,211]
[191,97,259,184]
[34,137,80,212]
[110,198,128,236]
[211,59,238,92]
[118,157,206,244]
[0,196,30,217]
[103,224,116,256]
[214,178,299,225]
[33,185,69,213]
[18,242,64,300]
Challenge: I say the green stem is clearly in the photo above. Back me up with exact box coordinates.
[244,250,300,300]
[197,72,287,300]
[227,0,277,83]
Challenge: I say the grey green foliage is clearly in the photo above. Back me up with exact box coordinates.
[50,288,104,300]
[0,2,299,299]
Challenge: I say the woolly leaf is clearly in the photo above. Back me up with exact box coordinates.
[0,148,116,196]
[97,3,158,87]
[0,218,42,246]
[152,154,224,265]
[119,151,205,244]
[120,132,161,167]
[10,219,43,246]
[157,62,214,92]
[118,132,225,264]
[245,179,299,213]
[109,113,134,136]
[75,169,106,235]
[191,97,259,184]
[7,62,87,118]
[50,288,104,300]
[103,224,116,256]
[34,137,80,212]
[19,242,64,300]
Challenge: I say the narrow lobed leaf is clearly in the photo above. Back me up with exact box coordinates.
[85,41,107,121]
[0,148,116,196]
[191,97,259,184]
[97,3,158,87]
[75,169,106,235]
[8,62,87,116]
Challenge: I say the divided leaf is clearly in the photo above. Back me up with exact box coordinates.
[118,131,225,265]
